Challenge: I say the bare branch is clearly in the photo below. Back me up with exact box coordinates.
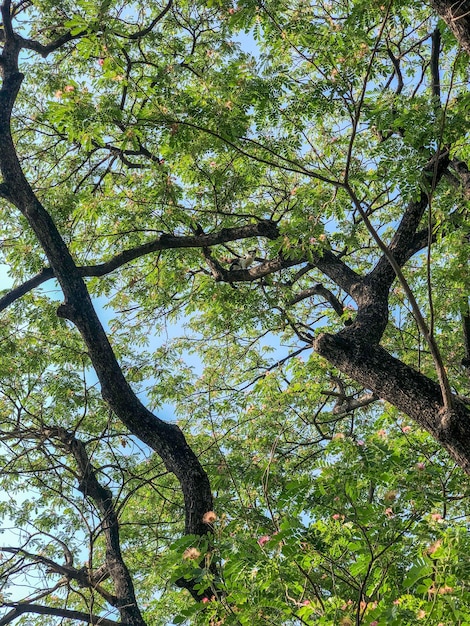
[289,282,345,318]
[0,546,117,605]
[17,30,83,57]
[431,27,441,101]
[123,0,173,40]
[0,267,54,311]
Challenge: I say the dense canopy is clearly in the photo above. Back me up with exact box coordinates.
[1,1,470,624]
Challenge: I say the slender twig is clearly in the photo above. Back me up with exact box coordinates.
[122,0,173,39]
[344,1,393,181]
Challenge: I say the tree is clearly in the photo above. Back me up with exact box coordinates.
[1,0,470,624]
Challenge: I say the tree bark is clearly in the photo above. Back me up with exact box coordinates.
[314,333,470,473]
[430,0,470,54]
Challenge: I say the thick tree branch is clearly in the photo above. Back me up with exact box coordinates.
[370,150,450,289]
[430,0,470,55]
[202,245,225,281]
[314,333,470,472]
[331,391,378,416]
[0,221,279,311]
[343,151,453,410]
[348,199,454,412]
[379,192,428,272]
[431,27,441,101]
[215,248,361,293]
[0,267,54,311]
[16,31,83,57]
[0,604,126,626]
[0,224,360,314]
[1,0,14,42]
[88,219,279,266]
[0,546,116,604]
[49,427,143,623]
[461,302,470,367]
[315,249,362,295]
[450,158,470,197]
[386,47,404,95]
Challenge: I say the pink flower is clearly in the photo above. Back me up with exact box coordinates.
[54,90,63,98]
[257,535,270,546]
[384,507,394,517]
[357,439,365,446]
[202,510,217,524]
[64,85,74,92]
[370,622,379,626]
[202,595,215,603]
[431,512,443,521]
[301,599,310,606]
[401,425,412,433]
[377,429,387,437]
[415,462,425,470]
[427,540,442,555]
[183,547,201,560]
[332,513,342,520]
[98,58,104,66]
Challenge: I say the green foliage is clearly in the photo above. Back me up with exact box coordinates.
[1,0,470,625]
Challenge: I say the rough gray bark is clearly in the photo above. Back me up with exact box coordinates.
[430,0,470,54]
[314,333,470,473]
